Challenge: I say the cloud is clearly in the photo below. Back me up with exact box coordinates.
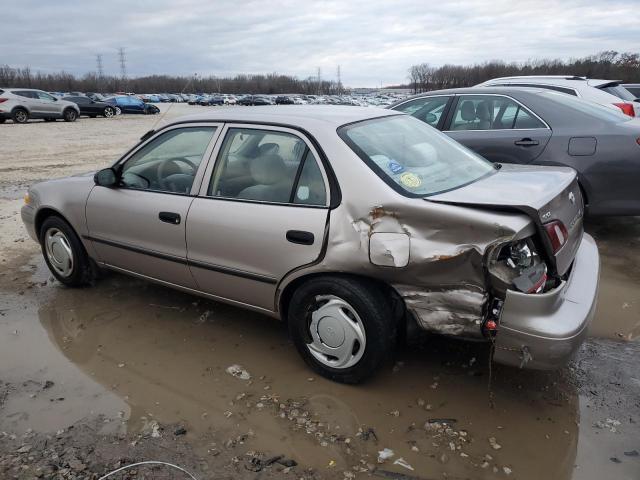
[1,0,638,87]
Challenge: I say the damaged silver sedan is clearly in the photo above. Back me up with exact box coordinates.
[21,106,599,383]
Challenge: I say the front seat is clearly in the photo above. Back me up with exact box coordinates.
[453,101,477,130]
[237,153,292,202]
[475,101,491,129]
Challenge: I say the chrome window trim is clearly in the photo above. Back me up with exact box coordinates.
[442,93,551,132]
[198,123,331,208]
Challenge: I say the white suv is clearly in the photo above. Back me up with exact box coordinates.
[0,88,80,124]
[476,76,638,117]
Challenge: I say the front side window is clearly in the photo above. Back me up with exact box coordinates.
[393,96,450,127]
[339,115,495,197]
[120,127,216,193]
[450,95,546,130]
[209,128,326,205]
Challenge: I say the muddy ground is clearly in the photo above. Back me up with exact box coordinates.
[0,104,638,479]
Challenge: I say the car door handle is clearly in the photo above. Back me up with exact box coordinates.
[286,230,314,245]
[514,138,540,146]
[159,211,181,225]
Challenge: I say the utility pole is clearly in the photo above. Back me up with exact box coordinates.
[96,54,104,92]
[317,67,321,95]
[118,47,127,91]
[337,65,342,94]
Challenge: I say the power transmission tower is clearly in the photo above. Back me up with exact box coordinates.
[337,65,342,94]
[96,54,104,78]
[118,47,127,90]
[95,54,104,92]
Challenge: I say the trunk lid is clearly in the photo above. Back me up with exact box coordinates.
[429,164,584,275]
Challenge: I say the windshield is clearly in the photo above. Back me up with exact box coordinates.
[338,115,495,197]
[541,90,632,122]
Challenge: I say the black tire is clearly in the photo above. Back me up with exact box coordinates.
[103,107,115,118]
[288,276,395,384]
[63,108,78,122]
[12,108,29,124]
[39,215,92,287]
[0,118,6,124]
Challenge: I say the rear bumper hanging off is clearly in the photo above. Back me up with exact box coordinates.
[493,233,599,370]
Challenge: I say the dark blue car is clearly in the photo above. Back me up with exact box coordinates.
[104,96,159,114]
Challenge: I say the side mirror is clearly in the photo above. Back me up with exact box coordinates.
[94,168,118,187]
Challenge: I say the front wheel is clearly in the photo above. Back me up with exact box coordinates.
[40,216,92,287]
[63,108,78,122]
[103,106,115,118]
[288,276,395,384]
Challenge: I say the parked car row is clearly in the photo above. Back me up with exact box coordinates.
[0,89,160,123]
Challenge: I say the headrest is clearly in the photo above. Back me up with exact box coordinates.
[460,101,476,121]
[476,101,490,121]
[250,154,287,185]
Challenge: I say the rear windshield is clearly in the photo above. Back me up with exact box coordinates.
[600,84,637,101]
[338,115,495,197]
[540,90,632,122]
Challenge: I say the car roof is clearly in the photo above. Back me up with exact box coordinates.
[481,76,620,88]
[171,105,398,130]
[393,86,548,100]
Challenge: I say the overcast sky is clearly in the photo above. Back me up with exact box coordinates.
[2,0,638,87]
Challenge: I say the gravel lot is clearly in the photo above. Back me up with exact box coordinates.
[0,104,638,479]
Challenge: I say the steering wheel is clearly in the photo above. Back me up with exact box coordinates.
[157,157,197,191]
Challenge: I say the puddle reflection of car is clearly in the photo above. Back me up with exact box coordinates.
[21,106,599,383]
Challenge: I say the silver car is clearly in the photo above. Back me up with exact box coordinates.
[21,106,599,383]
[0,88,80,123]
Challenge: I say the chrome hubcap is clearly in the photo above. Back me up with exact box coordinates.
[44,228,74,277]
[16,111,27,122]
[105,108,114,117]
[307,295,366,369]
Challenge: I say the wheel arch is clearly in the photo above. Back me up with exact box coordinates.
[35,207,71,240]
[278,271,405,325]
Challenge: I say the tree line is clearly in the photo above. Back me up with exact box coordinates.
[406,51,640,93]
[0,66,343,95]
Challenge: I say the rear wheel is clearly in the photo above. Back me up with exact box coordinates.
[63,108,78,122]
[40,216,92,287]
[12,108,29,124]
[0,118,6,124]
[103,106,115,118]
[288,276,395,384]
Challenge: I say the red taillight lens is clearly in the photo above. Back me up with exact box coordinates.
[613,102,635,117]
[0,98,8,103]
[544,220,569,253]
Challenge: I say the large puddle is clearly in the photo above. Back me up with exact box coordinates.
[1,216,638,479]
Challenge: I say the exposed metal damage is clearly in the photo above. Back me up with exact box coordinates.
[394,284,488,337]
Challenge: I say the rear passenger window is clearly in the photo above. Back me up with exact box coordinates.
[210,128,327,205]
[450,95,545,130]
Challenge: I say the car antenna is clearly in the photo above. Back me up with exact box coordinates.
[145,73,198,136]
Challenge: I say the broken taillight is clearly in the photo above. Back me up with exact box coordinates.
[544,220,568,254]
